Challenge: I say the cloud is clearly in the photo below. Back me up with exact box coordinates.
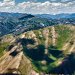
[0,0,75,14]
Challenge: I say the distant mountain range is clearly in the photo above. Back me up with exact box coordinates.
[0,12,35,19]
[35,13,75,19]
[0,12,53,37]
[0,12,75,37]
[1,12,75,19]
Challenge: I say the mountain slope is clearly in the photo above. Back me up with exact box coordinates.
[0,12,55,37]
[0,25,75,74]
[1,12,75,37]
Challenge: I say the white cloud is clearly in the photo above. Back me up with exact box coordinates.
[0,0,75,14]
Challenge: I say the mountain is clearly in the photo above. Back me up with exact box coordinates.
[0,25,75,74]
[36,13,75,19]
[0,12,75,37]
[0,12,54,37]
[0,12,75,74]
[0,12,27,18]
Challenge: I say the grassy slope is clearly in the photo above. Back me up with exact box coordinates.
[0,34,13,57]
[0,42,9,57]
[21,25,75,74]
[19,55,32,75]
[55,25,73,49]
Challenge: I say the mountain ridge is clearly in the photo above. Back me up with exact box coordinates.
[35,13,75,19]
[0,12,75,37]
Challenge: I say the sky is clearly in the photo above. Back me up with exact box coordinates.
[15,0,75,3]
[0,0,75,14]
